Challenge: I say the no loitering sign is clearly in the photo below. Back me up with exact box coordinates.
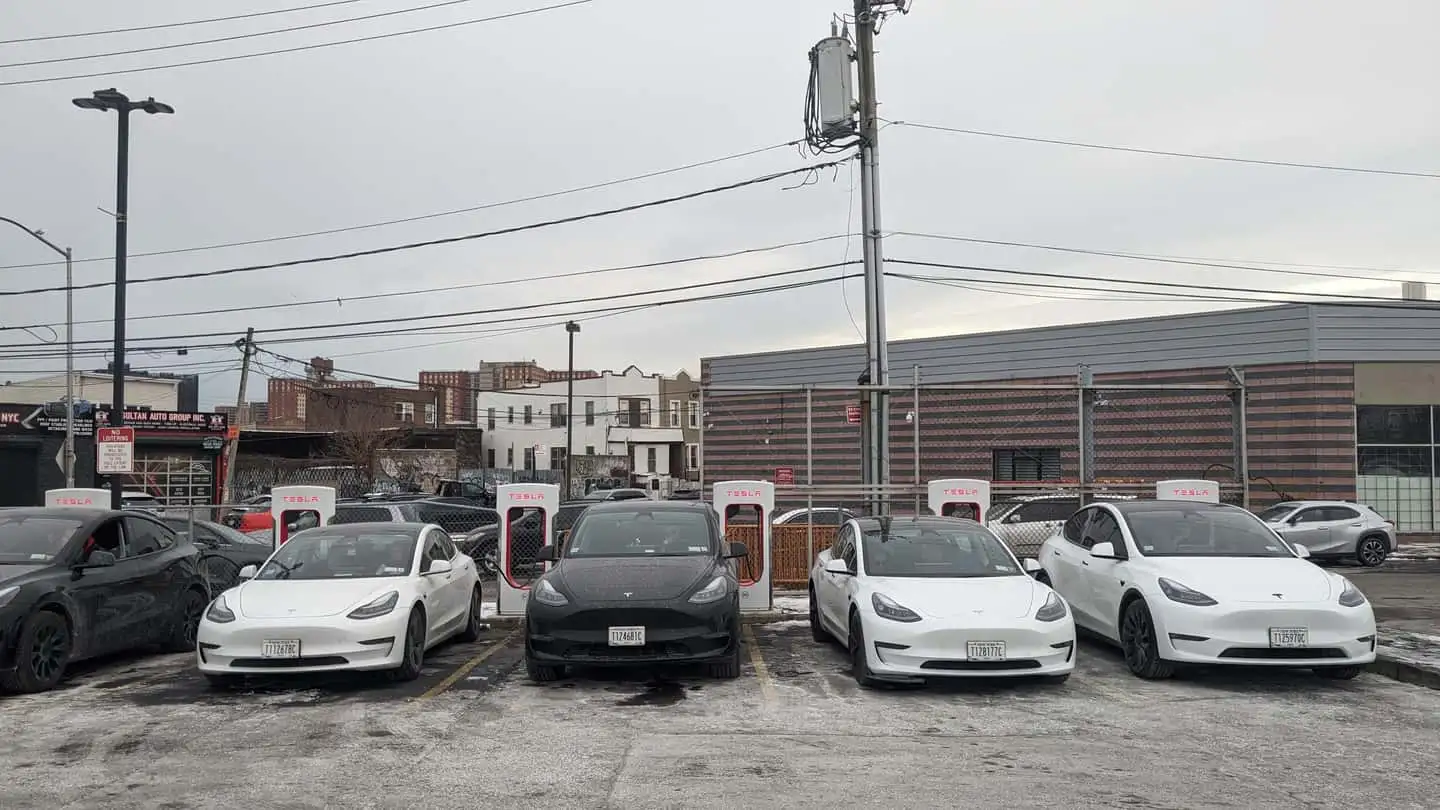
[96,426,135,474]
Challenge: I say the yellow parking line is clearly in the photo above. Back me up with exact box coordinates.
[743,625,776,705]
[416,630,518,701]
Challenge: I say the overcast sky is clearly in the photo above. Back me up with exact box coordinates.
[2,0,1437,410]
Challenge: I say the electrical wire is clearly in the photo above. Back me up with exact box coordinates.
[0,0,488,69]
[0,0,369,44]
[0,0,594,87]
[0,158,850,297]
[885,119,1440,180]
[0,233,848,333]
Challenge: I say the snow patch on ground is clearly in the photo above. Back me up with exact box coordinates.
[772,596,808,614]
[1378,628,1440,673]
[753,620,812,632]
[1392,543,1440,561]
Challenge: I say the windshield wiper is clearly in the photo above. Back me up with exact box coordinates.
[269,560,303,580]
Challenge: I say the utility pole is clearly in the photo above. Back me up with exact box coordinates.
[221,328,255,506]
[564,321,580,499]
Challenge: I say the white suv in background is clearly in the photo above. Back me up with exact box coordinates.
[1257,501,1398,567]
[987,493,1135,554]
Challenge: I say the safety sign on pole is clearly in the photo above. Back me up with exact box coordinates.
[96,426,135,474]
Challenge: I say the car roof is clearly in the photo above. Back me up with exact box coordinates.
[2,507,121,520]
[853,515,985,532]
[1111,500,1245,515]
[582,499,708,514]
[303,521,428,537]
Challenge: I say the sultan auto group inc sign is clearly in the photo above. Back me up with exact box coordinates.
[93,410,228,433]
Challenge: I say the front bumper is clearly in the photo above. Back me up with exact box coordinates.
[526,598,739,666]
[860,613,1077,680]
[1153,600,1378,667]
[196,613,409,675]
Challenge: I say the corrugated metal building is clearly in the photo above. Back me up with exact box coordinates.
[700,303,1440,533]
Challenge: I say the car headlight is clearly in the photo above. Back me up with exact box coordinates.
[206,594,236,623]
[871,592,922,623]
[1338,578,1367,607]
[532,579,569,607]
[0,585,20,609]
[1035,591,1067,622]
[1157,577,1218,607]
[347,591,399,620]
[689,575,728,604]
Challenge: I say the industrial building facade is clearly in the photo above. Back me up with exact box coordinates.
[701,303,1440,534]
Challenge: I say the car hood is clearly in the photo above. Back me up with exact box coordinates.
[0,563,48,587]
[235,579,401,620]
[556,556,715,602]
[868,575,1041,620]
[1147,558,1334,603]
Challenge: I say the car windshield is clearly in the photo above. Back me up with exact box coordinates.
[1127,507,1296,557]
[1255,504,1298,522]
[565,510,713,557]
[0,516,83,562]
[254,530,418,580]
[860,522,1022,578]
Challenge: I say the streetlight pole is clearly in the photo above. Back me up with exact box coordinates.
[564,321,580,499]
[73,88,174,509]
[0,217,75,486]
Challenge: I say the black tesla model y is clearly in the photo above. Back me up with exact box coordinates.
[523,499,748,682]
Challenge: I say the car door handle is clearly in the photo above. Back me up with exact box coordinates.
[1348,523,1362,527]
[1081,560,1090,566]
[1051,549,1061,556]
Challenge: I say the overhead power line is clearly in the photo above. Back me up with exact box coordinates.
[0,156,851,297]
[887,119,1440,180]
[0,0,369,44]
[0,0,594,87]
[1,233,847,333]
[1,137,803,272]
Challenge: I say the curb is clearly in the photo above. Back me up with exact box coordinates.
[1368,655,1440,691]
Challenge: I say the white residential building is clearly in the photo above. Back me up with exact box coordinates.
[0,372,181,411]
[475,365,685,478]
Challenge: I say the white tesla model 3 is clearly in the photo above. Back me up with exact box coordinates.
[808,515,1076,685]
[1037,500,1377,680]
[196,522,484,686]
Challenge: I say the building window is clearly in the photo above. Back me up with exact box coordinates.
[523,447,535,471]
[550,403,567,428]
[1356,405,1431,445]
[424,403,437,426]
[585,445,595,455]
[646,446,657,473]
[507,406,515,424]
[992,448,1060,482]
[395,401,415,423]
[686,443,698,470]
[550,447,566,470]
[523,405,532,425]
[687,401,699,429]
[506,446,514,467]
[486,448,496,467]
[669,400,681,427]
[1356,405,1438,532]
[296,395,307,421]
[585,400,595,426]
[487,407,496,430]
[619,398,651,428]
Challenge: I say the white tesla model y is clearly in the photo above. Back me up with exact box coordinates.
[196,522,484,686]
[1037,500,1377,680]
[808,515,1076,685]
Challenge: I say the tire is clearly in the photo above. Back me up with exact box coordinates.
[0,610,72,693]
[525,653,564,683]
[387,608,426,682]
[1035,571,1052,587]
[456,585,485,643]
[1314,665,1364,680]
[1355,535,1389,568]
[848,612,877,688]
[1119,598,1174,679]
[708,643,742,679]
[163,588,208,653]
[476,542,499,579]
[808,586,828,643]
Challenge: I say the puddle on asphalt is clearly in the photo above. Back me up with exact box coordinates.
[615,680,687,707]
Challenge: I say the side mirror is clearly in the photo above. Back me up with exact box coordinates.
[1022,558,1043,575]
[1089,541,1119,560]
[725,541,749,559]
[1292,543,1311,559]
[1006,513,1023,524]
[427,558,454,575]
[77,550,117,569]
[286,522,299,532]
[823,557,851,575]
[535,545,560,563]
[238,564,258,580]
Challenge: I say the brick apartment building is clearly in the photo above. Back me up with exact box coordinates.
[304,385,441,432]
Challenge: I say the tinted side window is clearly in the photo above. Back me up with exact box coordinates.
[435,531,457,559]
[331,507,394,524]
[1322,506,1361,522]
[124,517,176,557]
[1062,510,1090,545]
[1291,508,1328,525]
[1031,499,1080,522]
[1085,511,1122,550]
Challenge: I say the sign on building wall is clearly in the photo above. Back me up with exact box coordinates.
[774,467,795,486]
[94,410,228,433]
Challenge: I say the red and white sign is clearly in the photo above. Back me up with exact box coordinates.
[845,404,862,424]
[96,427,135,474]
[774,467,794,486]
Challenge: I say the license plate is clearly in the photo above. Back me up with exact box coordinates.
[966,641,1006,661]
[1269,628,1308,648]
[608,626,645,647]
[261,639,301,658]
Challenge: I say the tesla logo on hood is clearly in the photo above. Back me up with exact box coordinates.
[1272,593,1283,598]
[623,592,633,598]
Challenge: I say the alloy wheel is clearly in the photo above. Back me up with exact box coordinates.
[1122,605,1153,671]
[31,624,69,683]
[407,614,425,668]
[1358,538,1387,567]
[183,594,205,647]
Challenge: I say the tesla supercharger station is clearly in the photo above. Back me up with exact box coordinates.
[927,478,992,522]
[45,488,112,508]
[271,485,336,548]
[1156,479,1220,504]
[496,482,559,616]
[713,480,773,612]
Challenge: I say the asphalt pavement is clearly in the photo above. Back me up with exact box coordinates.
[0,618,1438,809]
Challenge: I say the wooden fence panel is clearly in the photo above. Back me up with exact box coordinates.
[725,525,839,588]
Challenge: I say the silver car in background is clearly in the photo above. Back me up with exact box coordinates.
[1258,501,1398,567]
